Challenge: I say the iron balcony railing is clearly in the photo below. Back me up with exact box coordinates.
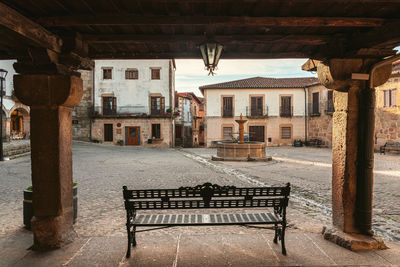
[280,106,293,117]
[246,106,268,118]
[308,102,321,116]
[325,100,334,114]
[91,106,177,117]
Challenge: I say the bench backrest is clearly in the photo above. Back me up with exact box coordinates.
[123,182,290,210]
[386,142,400,147]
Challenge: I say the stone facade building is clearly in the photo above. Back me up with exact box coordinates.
[306,84,335,147]
[0,60,30,141]
[72,70,93,141]
[175,92,202,147]
[374,61,400,150]
[200,77,319,147]
[90,59,176,147]
[174,92,192,147]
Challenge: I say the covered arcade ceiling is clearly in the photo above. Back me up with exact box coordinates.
[0,0,400,72]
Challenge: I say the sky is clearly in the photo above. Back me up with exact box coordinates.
[175,58,317,97]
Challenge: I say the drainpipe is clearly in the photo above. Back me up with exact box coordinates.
[90,63,95,141]
[304,86,308,143]
[356,54,400,234]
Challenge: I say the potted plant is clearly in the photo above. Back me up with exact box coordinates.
[117,140,124,146]
[293,139,303,147]
[23,182,78,230]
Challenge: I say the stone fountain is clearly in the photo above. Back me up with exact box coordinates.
[212,114,271,161]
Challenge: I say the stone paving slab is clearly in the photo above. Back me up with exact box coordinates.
[2,230,400,266]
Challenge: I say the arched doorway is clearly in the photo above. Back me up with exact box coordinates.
[10,108,29,139]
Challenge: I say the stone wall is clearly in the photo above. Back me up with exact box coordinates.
[374,71,400,150]
[91,117,173,148]
[307,115,333,147]
[72,70,93,141]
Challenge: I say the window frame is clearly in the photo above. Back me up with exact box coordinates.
[125,68,139,80]
[152,124,161,139]
[151,68,161,80]
[221,95,234,118]
[280,125,292,140]
[222,126,233,140]
[102,67,112,80]
[249,95,264,117]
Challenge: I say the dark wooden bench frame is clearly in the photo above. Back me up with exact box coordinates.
[305,138,322,147]
[122,182,291,258]
[380,142,400,154]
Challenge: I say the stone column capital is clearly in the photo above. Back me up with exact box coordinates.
[13,74,83,108]
[317,58,392,92]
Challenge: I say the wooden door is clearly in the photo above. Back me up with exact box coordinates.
[104,124,113,142]
[126,127,140,145]
[249,126,265,142]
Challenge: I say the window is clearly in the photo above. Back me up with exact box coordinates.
[311,92,320,115]
[223,127,233,139]
[152,124,161,139]
[280,96,292,117]
[384,89,397,107]
[250,96,263,116]
[103,68,112,79]
[281,127,292,139]
[150,96,165,115]
[151,68,160,80]
[102,96,116,115]
[125,69,138,80]
[222,97,233,117]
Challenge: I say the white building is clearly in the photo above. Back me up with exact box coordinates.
[0,60,30,141]
[91,59,176,147]
[200,76,320,147]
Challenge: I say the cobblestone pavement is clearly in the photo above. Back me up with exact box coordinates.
[1,142,399,244]
[183,147,400,241]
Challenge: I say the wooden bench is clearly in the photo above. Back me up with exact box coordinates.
[380,142,400,154]
[305,138,322,147]
[122,182,291,258]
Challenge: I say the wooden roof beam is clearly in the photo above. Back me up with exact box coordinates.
[83,34,330,45]
[0,2,62,53]
[89,51,307,59]
[38,15,385,27]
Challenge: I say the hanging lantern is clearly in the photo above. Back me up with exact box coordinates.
[199,42,224,76]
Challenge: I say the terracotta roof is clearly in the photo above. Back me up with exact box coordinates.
[199,76,319,90]
[176,92,202,104]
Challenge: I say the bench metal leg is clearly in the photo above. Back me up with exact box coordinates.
[273,224,278,244]
[126,224,132,258]
[132,226,137,246]
[281,225,287,255]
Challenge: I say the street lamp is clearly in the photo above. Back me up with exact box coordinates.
[0,68,8,161]
[199,41,224,76]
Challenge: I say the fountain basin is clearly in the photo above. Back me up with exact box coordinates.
[212,141,272,162]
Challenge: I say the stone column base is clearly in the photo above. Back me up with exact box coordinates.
[322,226,387,251]
[31,215,76,250]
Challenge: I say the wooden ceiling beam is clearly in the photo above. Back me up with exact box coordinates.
[38,15,385,27]
[89,51,307,59]
[83,34,330,45]
[0,2,62,53]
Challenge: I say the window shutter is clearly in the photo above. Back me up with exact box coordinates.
[161,97,165,112]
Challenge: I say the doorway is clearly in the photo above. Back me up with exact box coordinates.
[126,126,140,145]
[249,126,265,142]
[104,124,113,142]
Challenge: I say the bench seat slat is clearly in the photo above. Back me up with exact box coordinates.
[133,212,280,226]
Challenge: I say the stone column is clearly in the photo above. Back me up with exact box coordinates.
[317,59,391,249]
[14,74,83,249]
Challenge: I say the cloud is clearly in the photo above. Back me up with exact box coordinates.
[175,59,317,96]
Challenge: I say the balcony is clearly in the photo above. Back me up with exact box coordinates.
[280,106,293,117]
[246,106,268,118]
[325,100,334,114]
[308,102,321,116]
[91,106,177,118]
